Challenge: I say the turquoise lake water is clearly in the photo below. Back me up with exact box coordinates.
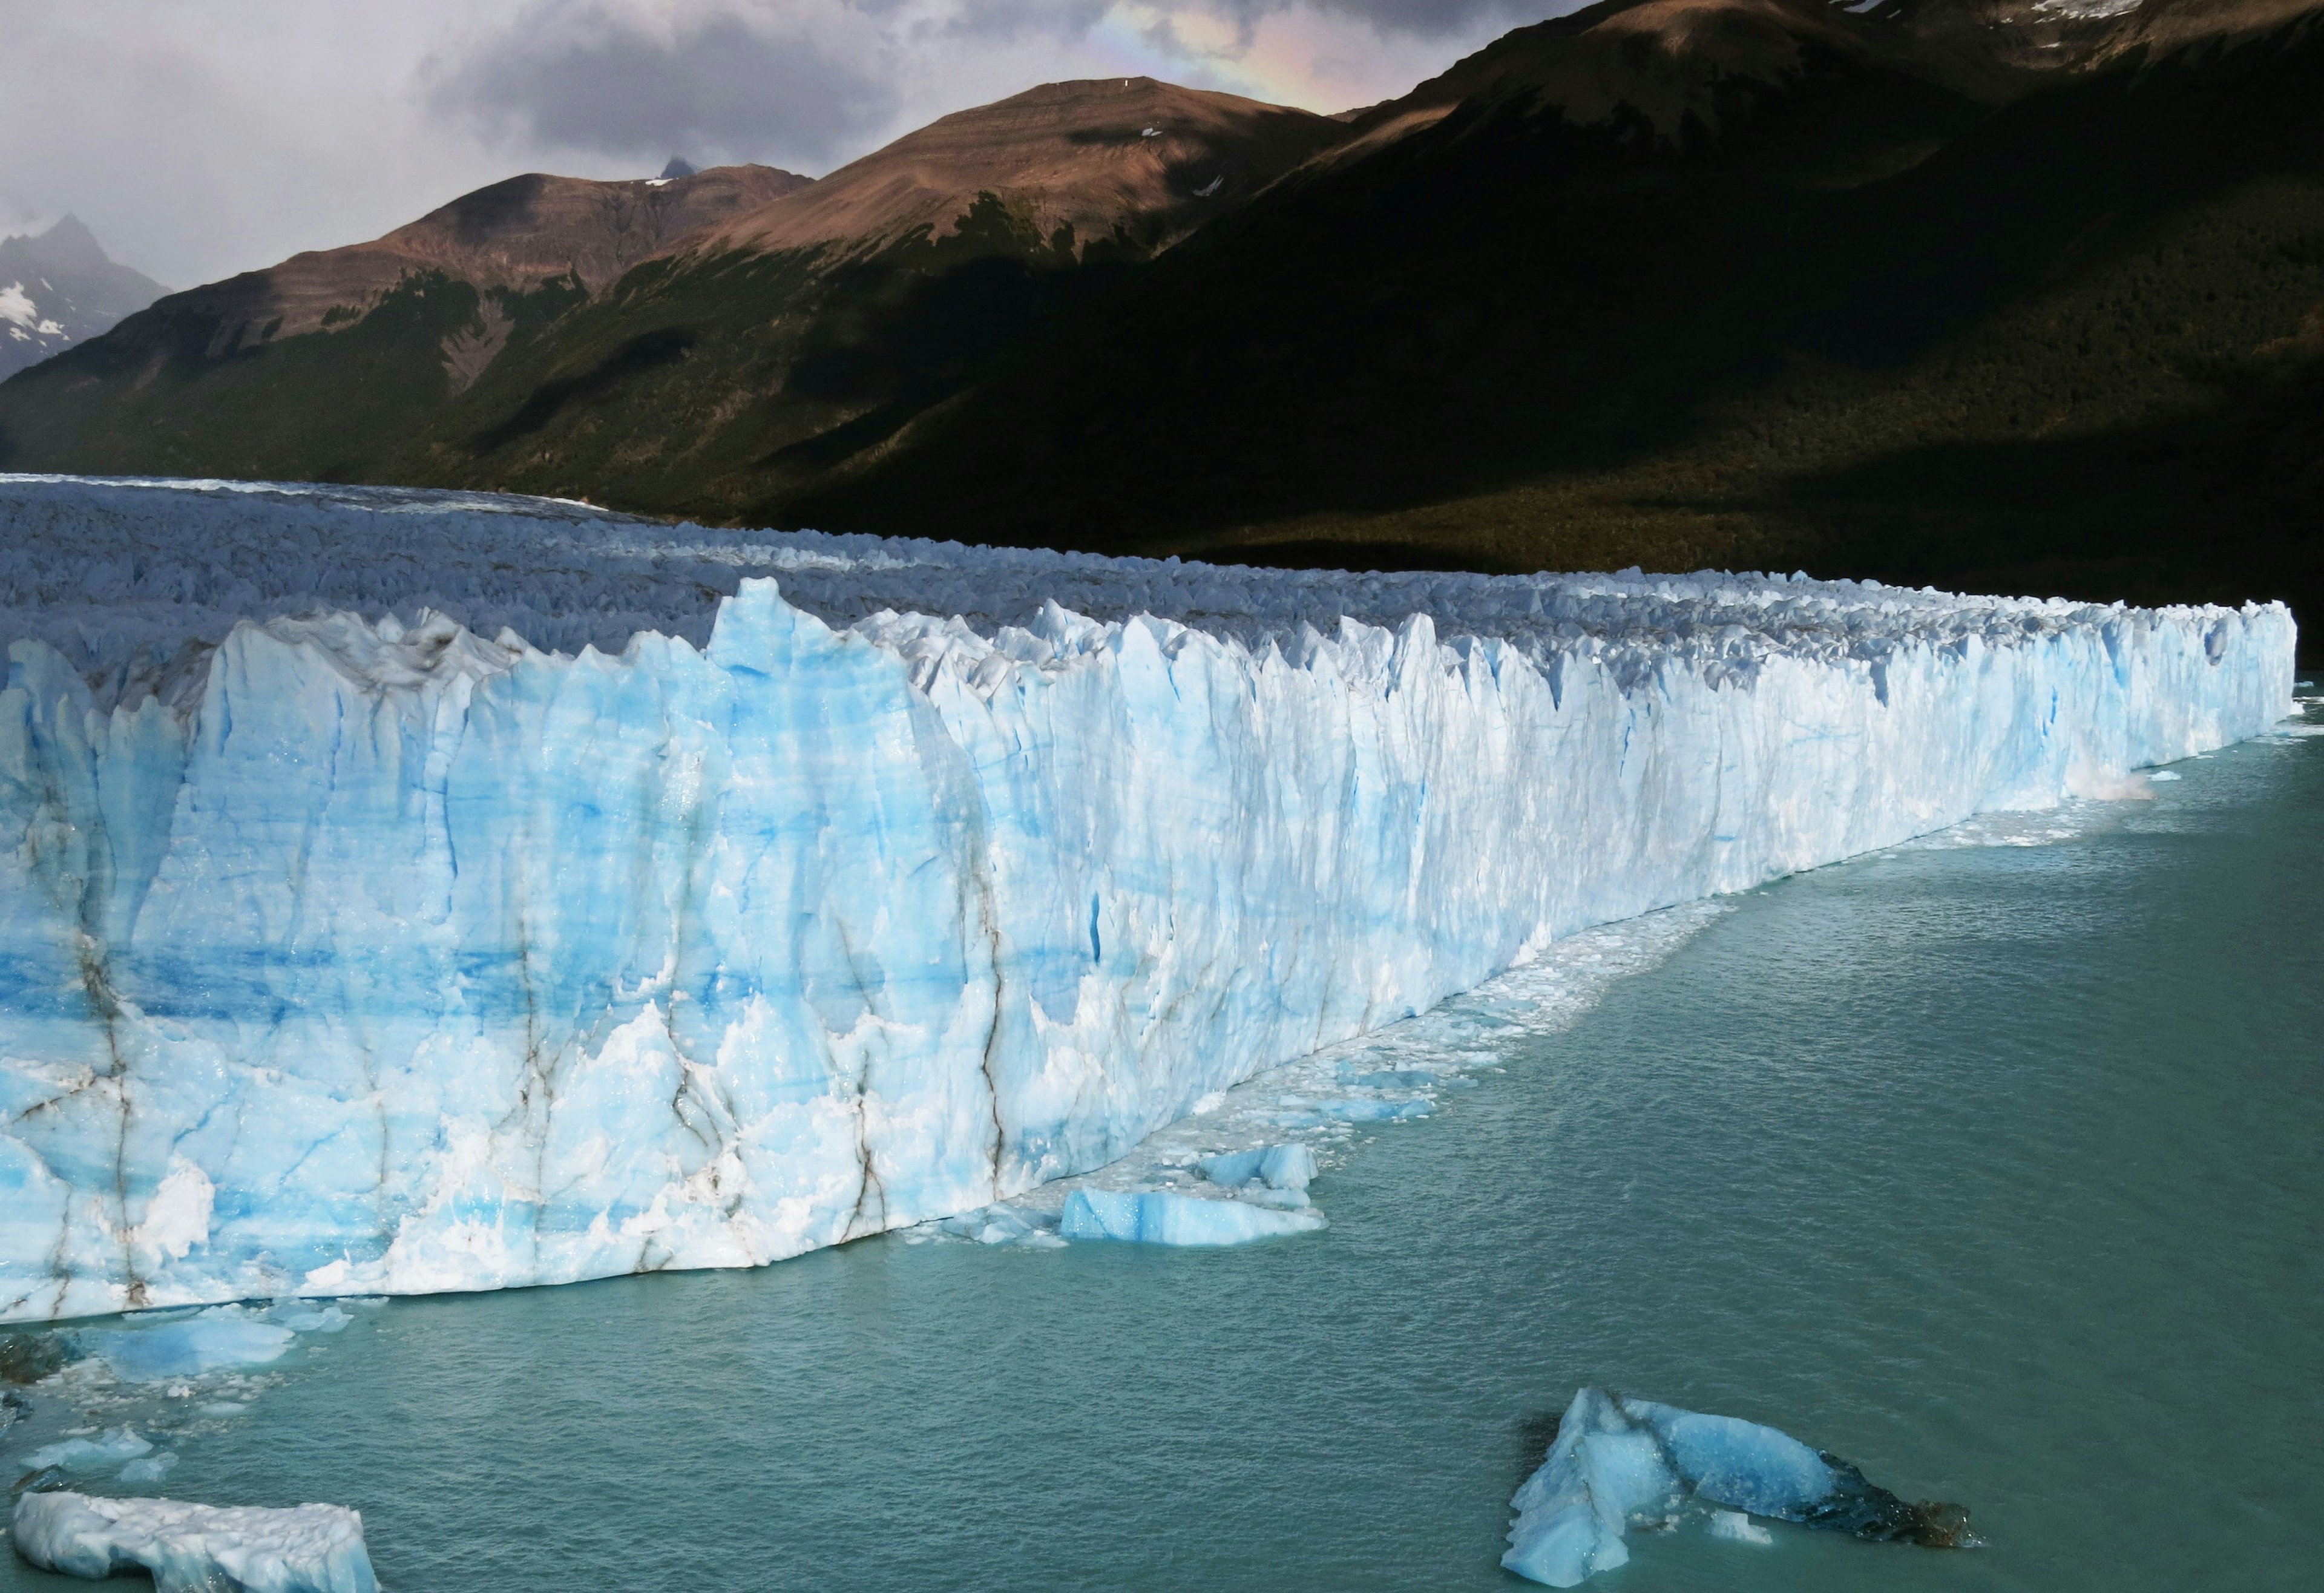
[6,708,2320,1591]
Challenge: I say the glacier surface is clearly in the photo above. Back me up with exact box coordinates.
[11,1491,376,1593]
[0,475,2298,1321]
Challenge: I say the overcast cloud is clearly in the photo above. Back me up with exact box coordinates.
[0,1,1568,290]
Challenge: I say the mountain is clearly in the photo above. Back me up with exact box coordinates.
[792,0,2324,646]
[0,164,808,481]
[0,215,165,379]
[0,81,1338,501]
[691,77,1344,259]
[4,0,2320,648]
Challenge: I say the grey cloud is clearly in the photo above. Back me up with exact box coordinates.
[428,4,901,171]
[1212,0,1553,39]
[939,1,1549,50]
[940,1,1113,42]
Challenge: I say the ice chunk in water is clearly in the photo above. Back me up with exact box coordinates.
[1503,1389,1971,1586]
[268,1306,349,1334]
[1193,1143,1316,1194]
[934,1204,1065,1247]
[1620,1399,1836,1517]
[1059,1189,1326,1245]
[85,1312,295,1382]
[1503,1389,1681,1586]
[120,1451,180,1485]
[24,1427,153,1472]
[10,1490,376,1593]
[1705,1509,1773,1546]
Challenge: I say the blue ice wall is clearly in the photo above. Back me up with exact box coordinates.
[0,479,2297,1321]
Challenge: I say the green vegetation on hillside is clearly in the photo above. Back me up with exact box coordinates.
[395,193,1146,516]
[0,274,586,482]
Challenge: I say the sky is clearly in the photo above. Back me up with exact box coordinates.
[1,0,1564,291]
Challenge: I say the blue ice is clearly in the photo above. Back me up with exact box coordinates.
[1058,1189,1327,1245]
[0,477,2298,1320]
[24,1427,154,1473]
[83,1312,296,1383]
[1505,1388,1961,1586]
[1194,1143,1316,1194]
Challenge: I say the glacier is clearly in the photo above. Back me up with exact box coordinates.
[1503,1388,1972,1586]
[0,475,2298,1321]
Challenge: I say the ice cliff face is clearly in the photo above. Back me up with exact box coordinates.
[0,478,2297,1322]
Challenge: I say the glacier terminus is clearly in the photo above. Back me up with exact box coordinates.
[0,477,2297,1322]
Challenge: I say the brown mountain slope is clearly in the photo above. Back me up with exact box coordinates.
[172,163,810,358]
[361,80,1347,509]
[1894,0,2323,70]
[0,77,1342,501]
[1326,0,2015,167]
[687,77,1344,261]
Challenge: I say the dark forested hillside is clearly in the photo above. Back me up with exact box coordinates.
[799,0,2324,643]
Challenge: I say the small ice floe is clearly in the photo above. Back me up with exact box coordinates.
[1140,126,1161,137]
[933,1204,1066,1248]
[1194,1142,1315,1194]
[83,1309,296,1383]
[22,1427,154,1473]
[10,1491,377,1593]
[1704,1509,1773,1546]
[1192,1142,1317,1210]
[1273,1095,1429,1126]
[119,1451,180,1485]
[1059,1189,1325,1246]
[266,1306,350,1335]
[2147,770,2182,782]
[1503,1388,1972,1586]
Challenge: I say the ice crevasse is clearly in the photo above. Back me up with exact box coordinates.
[0,479,2297,1321]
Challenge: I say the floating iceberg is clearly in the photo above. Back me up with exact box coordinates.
[22,1427,154,1473]
[10,1491,376,1593]
[1503,1388,1970,1586]
[1704,1509,1773,1546]
[0,477,2297,1320]
[119,1451,181,1485]
[1194,1143,1316,1194]
[81,1310,297,1384]
[1059,1188,1327,1245]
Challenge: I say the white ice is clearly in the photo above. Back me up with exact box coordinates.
[0,476,2298,1320]
[10,1491,376,1593]
[1705,1510,1773,1546]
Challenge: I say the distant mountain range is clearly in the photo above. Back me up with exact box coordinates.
[4,0,2319,643]
[0,215,165,379]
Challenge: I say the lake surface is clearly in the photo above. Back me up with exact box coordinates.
[6,707,2320,1592]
